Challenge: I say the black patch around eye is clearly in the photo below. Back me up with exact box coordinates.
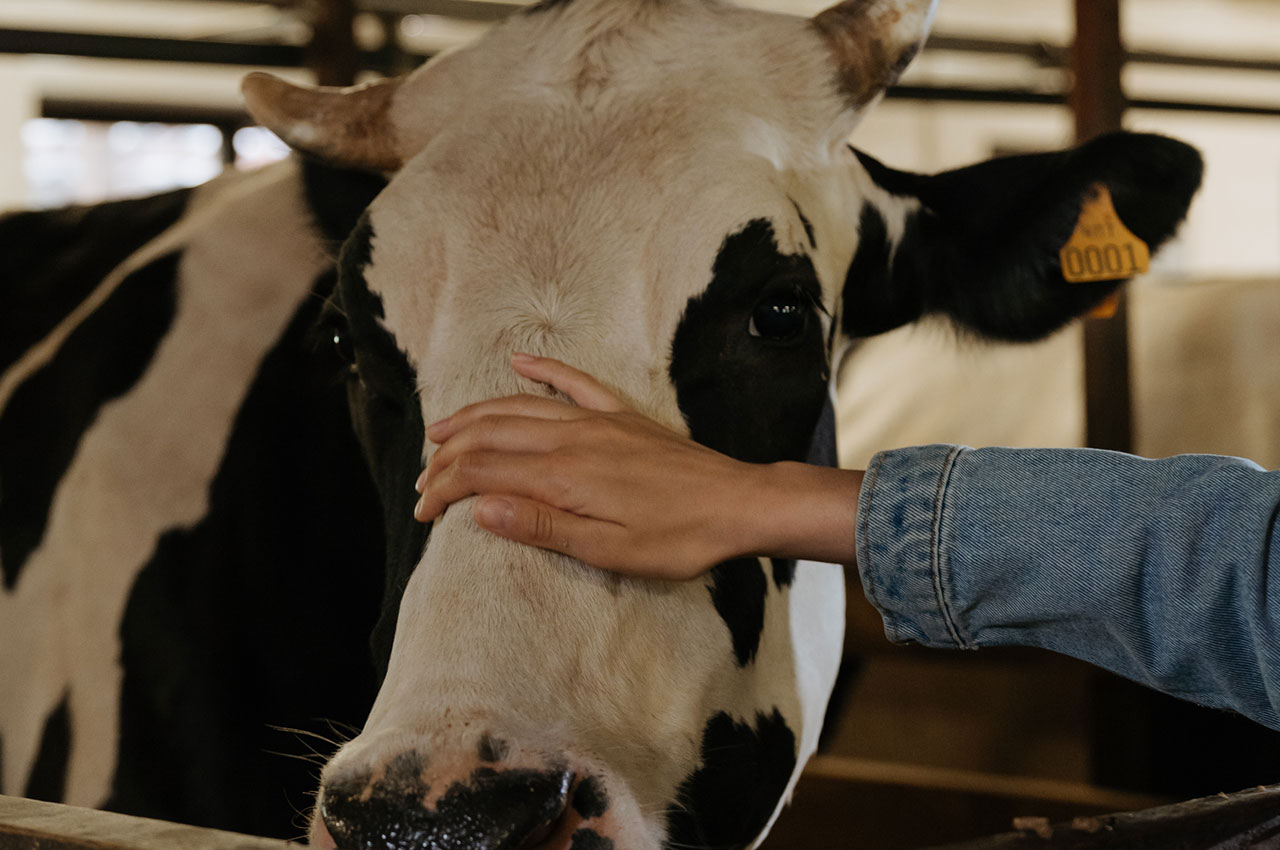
[664,709,797,850]
[331,216,431,678]
[329,323,356,370]
[333,214,417,401]
[668,218,827,465]
[748,291,808,342]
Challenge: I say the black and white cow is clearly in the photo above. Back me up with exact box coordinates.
[0,0,1201,847]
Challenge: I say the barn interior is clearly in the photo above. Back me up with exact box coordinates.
[1,0,1279,848]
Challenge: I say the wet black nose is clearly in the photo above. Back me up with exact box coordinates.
[321,761,574,850]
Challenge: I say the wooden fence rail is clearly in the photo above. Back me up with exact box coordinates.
[0,795,294,850]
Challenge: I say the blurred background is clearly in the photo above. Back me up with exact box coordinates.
[1,1,1277,846]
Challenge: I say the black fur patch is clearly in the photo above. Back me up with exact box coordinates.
[301,160,388,252]
[708,558,768,667]
[0,188,189,373]
[841,203,903,337]
[524,0,573,13]
[664,710,797,850]
[24,691,70,802]
[669,219,829,667]
[571,775,609,820]
[844,133,1203,341]
[571,828,614,850]
[478,733,510,763]
[376,750,429,794]
[0,252,180,590]
[769,558,795,589]
[108,277,385,837]
[322,766,573,850]
[789,199,816,250]
[331,217,429,678]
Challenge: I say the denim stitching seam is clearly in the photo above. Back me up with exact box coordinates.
[930,446,967,648]
[858,454,892,637]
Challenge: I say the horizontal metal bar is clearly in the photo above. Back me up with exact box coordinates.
[887,85,1280,118]
[920,34,1280,75]
[5,29,1279,119]
[42,97,252,129]
[0,27,416,74]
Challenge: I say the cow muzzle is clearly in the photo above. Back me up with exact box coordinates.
[311,747,606,850]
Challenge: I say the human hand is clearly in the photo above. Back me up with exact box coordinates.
[415,354,863,579]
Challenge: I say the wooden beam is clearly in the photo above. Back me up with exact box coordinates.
[306,0,358,86]
[0,795,294,850]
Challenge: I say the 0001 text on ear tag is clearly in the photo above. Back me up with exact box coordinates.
[1059,184,1151,284]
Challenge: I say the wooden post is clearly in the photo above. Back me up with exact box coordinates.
[1071,0,1131,453]
[307,0,358,87]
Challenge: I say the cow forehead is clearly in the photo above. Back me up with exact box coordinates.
[362,146,838,425]
[360,118,858,414]
[387,0,849,160]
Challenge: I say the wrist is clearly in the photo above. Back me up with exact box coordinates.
[744,461,863,565]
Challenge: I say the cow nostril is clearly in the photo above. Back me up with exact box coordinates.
[321,764,574,850]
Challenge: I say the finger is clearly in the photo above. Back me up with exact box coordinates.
[511,354,627,413]
[427,415,575,481]
[427,393,585,442]
[414,450,552,522]
[473,494,620,566]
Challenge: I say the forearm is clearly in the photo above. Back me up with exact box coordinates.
[857,444,1280,731]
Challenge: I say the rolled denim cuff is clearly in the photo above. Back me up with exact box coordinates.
[857,444,972,649]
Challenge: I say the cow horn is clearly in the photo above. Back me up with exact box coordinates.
[812,0,938,108]
[241,72,405,172]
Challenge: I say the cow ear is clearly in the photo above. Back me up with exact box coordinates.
[841,132,1204,341]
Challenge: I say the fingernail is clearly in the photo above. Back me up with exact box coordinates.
[512,352,536,364]
[426,417,450,439]
[414,493,425,520]
[476,498,515,531]
[414,469,427,493]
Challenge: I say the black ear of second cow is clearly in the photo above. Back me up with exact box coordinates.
[844,132,1204,342]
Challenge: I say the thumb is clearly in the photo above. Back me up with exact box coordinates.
[473,495,601,560]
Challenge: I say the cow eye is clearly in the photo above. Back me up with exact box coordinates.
[325,323,357,374]
[332,329,355,367]
[749,291,808,341]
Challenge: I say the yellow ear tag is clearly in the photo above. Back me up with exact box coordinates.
[1059,184,1151,284]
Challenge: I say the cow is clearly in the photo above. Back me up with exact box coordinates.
[0,0,1201,847]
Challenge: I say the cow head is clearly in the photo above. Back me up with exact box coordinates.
[242,1,1201,848]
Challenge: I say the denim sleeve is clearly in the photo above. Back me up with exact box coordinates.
[856,444,1280,732]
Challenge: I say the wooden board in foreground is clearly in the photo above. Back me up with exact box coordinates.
[763,756,1167,850]
[0,795,296,850]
